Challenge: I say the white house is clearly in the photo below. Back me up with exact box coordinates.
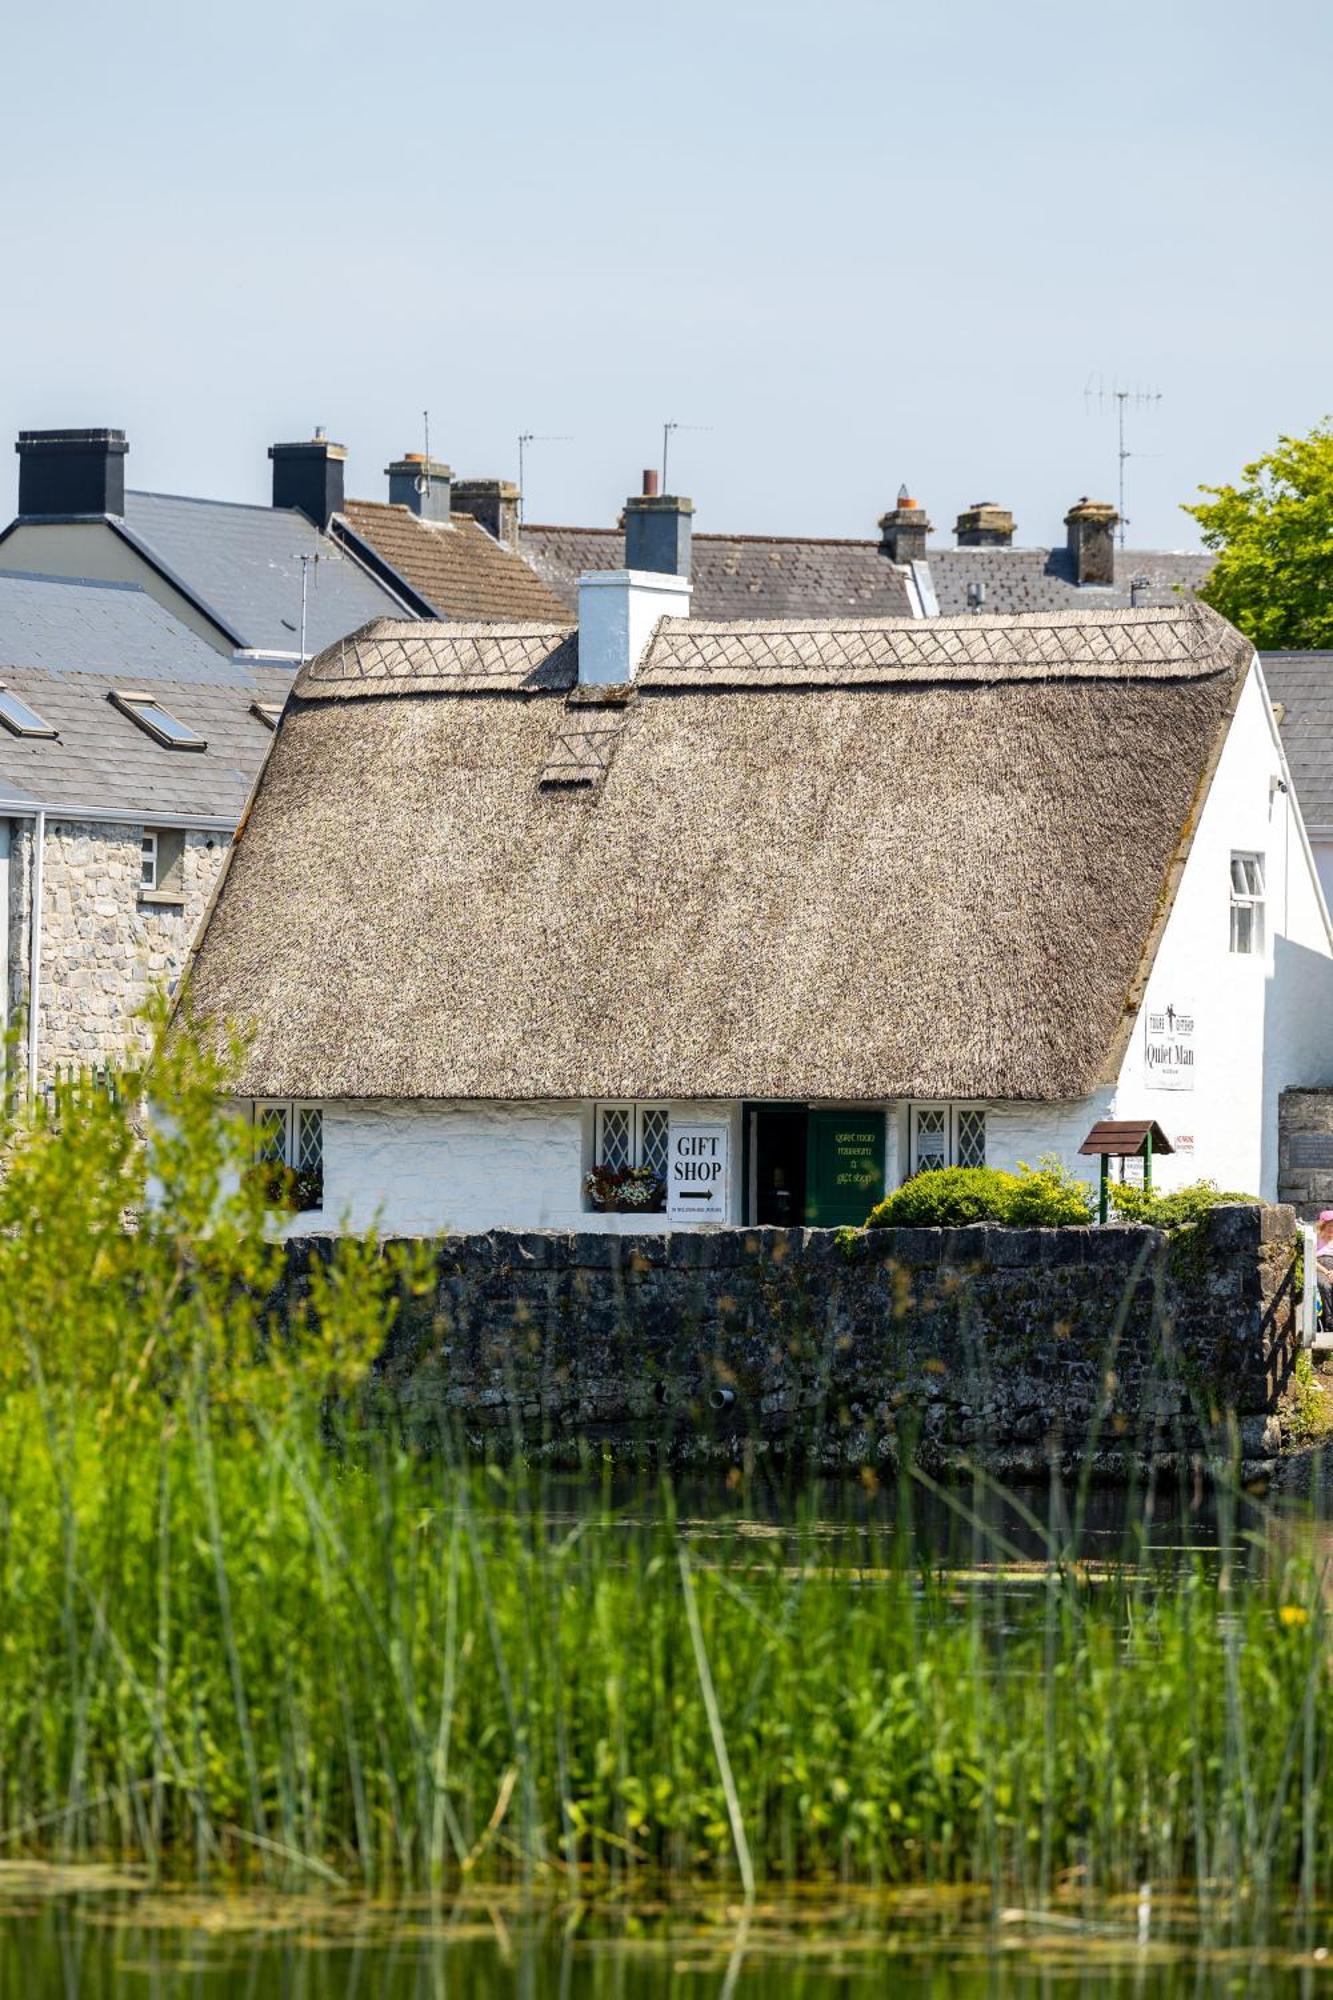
[178,579,1333,1233]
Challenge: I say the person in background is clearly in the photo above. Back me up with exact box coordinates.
[1316,1211,1333,1333]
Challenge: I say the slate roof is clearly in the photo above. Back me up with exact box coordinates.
[521,523,1210,621]
[923,545,1215,616]
[118,491,410,656]
[0,571,291,821]
[337,501,571,623]
[520,525,917,619]
[1262,651,1333,830]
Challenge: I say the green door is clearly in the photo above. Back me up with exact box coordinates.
[805,1110,885,1227]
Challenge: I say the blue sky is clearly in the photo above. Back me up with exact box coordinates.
[2,0,1328,547]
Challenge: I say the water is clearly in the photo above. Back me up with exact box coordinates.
[4,1889,1331,1997]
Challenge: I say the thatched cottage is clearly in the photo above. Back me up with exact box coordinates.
[179,574,1333,1233]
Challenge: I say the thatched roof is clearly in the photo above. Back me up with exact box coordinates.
[181,603,1253,1104]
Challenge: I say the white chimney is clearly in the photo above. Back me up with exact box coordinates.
[576,569,691,685]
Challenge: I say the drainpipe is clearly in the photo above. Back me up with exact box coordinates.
[26,810,44,1102]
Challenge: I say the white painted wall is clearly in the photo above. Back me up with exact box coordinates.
[301,1097,744,1236]
[1110,658,1333,1199]
[1309,835,1333,914]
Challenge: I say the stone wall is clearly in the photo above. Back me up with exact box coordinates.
[6,817,229,1082]
[281,1204,1302,1477]
[1279,1088,1333,1220]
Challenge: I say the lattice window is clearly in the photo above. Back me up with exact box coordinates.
[640,1107,670,1179]
[956,1109,987,1169]
[599,1105,632,1172]
[255,1104,288,1164]
[1229,852,1265,956]
[913,1105,986,1172]
[297,1107,324,1176]
[913,1106,948,1173]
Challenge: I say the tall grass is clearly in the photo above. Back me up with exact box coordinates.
[0,1044,1328,1917]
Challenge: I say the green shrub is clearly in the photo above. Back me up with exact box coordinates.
[867,1167,1018,1228]
[866,1159,1093,1230]
[1005,1156,1096,1227]
[1106,1178,1259,1232]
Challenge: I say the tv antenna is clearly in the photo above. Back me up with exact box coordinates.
[416,407,442,503]
[661,420,712,492]
[517,431,573,522]
[1084,379,1162,547]
[292,548,341,664]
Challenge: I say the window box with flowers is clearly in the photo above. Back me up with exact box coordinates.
[586,1104,669,1213]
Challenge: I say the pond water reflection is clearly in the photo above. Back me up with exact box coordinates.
[4,1892,1331,1998]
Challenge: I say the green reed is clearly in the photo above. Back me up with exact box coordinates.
[0,1042,1328,1913]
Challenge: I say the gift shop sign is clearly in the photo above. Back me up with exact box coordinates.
[667,1121,729,1223]
[1145,1000,1195,1092]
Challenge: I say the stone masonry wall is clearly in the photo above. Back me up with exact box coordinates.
[1279,1088,1333,1220]
[281,1204,1302,1478]
[7,819,228,1082]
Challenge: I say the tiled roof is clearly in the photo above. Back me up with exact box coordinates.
[521,523,1210,621]
[1262,651,1333,829]
[337,501,571,623]
[0,571,291,820]
[923,545,1215,616]
[120,491,408,656]
[521,525,916,620]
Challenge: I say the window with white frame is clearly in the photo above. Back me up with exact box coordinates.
[1229,852,1265,956]
[140,827,186,900]
[910,1104,987,1173]
[251,1102,324,1211]
[588,1103,670,1211]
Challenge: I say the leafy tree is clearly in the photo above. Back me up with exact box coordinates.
[1185,422,1333,648]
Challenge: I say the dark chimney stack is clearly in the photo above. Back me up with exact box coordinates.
[879,484,932,564]
[954,502,1015,548]
[451,478,520,547]
[387,452,452,524]
[624,485,694,578]
[269,430,346,530]
[16,428,128,518]
[1065,496,1119,586]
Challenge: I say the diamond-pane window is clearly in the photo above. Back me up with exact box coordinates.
[956,1110,986,1169]
[914,1107,948,1173]
[255,1105,288,1164]
[600,1106,632,1171]
[641,1107,669,1179]
[297,1107,323,1175]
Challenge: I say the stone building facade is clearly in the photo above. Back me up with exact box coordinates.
[0,568,293,1096]
[5,819,229,1083]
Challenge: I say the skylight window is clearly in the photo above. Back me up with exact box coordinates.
[110,690,206,750]
[0,686,56,738]
[250,701,283,731]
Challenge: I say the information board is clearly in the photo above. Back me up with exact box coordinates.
[666,1121,729,1224]
[1145,999,1195,1092]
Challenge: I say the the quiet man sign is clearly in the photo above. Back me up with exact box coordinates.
[1144,999,1195,1092]
[666,1121,729,1224]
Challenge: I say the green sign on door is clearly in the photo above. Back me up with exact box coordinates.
[805,1110,885,1227]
